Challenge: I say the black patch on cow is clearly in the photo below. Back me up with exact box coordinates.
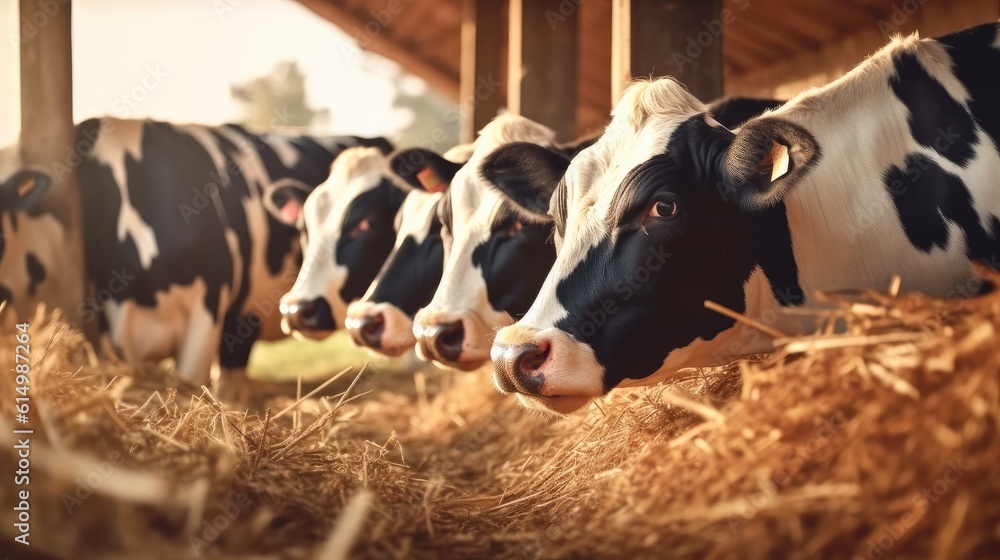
[938,22,1000,155]
[336,179,408,304]
[0,284,11,304]
[369,206,444,316]
[470,211,556,318]
[889,52,978,167]
[885,152,1000,264]
[552,115,803,389]
[707,97,783,129]
[26,254,45,296]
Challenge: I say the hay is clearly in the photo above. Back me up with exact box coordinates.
[2,273,1000,559]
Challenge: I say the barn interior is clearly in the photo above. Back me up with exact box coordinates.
[3,1,1000,559]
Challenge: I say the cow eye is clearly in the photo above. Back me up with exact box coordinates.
[349,218,371,239]
[648,200,678,219]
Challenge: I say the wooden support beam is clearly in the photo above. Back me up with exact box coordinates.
[19,0,88,324]
[507,0,578,142]
[296,0,460,99]
[611,0,723,103]
[460,0,506,144]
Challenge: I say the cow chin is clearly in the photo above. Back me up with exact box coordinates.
[288,325,336,341]
[516,394,593,415]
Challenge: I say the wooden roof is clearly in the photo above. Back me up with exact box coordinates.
[296,0,997,133]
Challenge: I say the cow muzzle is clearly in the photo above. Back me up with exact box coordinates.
[345,301,416,357]
[490,325,605,414]
[280,296,337,339]
[412,309,492,370]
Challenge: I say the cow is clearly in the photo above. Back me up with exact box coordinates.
[0,146,81,321]
[274,145,415,340]
[386,115,598,370]
[342,144,473,357]
[67,118,390,390]
[482,21,1000,414]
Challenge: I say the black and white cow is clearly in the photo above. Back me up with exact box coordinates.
[388,115,598,370]
[343,144,473,356]
[484,22,1000,413]
[274,145,414,340]
[0,146,82,320]
[73,117,389,385]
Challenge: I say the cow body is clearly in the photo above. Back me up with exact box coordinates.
[73,118,388,382]
[485,22,1000,413]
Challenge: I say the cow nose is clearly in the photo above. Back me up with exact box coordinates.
[491,342,550,395]
[281,297,336,332]
[418,321,465,363]
[353,312,386,349]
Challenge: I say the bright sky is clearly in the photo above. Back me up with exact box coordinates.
[0,0,425,147]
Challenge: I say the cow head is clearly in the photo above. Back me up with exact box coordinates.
[484,80,818,413]
[270,146,407,339]
[392,115,561,370]
[344,144,473,356]
[0,154,70,320]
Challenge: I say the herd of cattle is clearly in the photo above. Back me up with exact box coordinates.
[1,22,998,413]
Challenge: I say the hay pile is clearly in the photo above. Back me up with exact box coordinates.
[2,273,1000,559]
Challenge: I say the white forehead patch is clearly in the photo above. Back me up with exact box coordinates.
[395,188,441,245]
[304,145,386,229]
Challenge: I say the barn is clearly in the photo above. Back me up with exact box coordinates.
[3,1,1000,558]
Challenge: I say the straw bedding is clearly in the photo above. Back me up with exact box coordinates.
[2,272,1000,559]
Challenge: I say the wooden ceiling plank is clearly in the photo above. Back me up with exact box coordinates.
[734,8,825,51]
[740,4,841,42]
[724,28,778,62]
[295,0,460,98]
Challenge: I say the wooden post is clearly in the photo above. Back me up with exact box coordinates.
[507,0,578,141]
[460,0,507,144]
[19,0,89,326]
[611,0,724,103]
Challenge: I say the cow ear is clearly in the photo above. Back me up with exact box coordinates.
[385,148,463,193]
[721,117,820,210]
[0,170,52,212]
[479,142,570,221]
[265,179,310,226]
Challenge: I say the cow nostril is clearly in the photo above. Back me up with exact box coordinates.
[514,343,549,394]
[295,300,318,320]
[359,313,386,348]
[283,298,336,332]
[493,342,549,395]
[433,321,464,362]
[518,342,550,374]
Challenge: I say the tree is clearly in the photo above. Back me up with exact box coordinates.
[230,61,328,131]
[390,74,459,151]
